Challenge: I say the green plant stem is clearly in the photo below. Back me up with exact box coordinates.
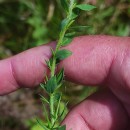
[50,0,75,77]
[50,93,55,127]
[49,2,75,128]
[55,29,67,52]
[49,28,67,129]
[50,57,56,77]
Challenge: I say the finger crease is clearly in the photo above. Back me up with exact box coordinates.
[10,59,21,89]
[102,55,116,86]
[80,114,96,130]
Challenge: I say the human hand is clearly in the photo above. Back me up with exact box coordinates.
[0,35,130,130]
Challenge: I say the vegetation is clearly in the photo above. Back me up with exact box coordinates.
[0,0,130,130]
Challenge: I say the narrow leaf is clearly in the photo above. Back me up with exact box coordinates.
[45,75,48,82]
[45,60,50,69]
[60,18,70,30]
[50,48,55,56]
[62,37,73,46]
[53,93,61,103]
[58,125,66,130]
[76,4,96,11]
[56,49,72,61]
[40,83,45,90]
[55,94,62,117]
[70,12,78,20]
[40,94,49,104]
[45,76,57,93]
[66,20,75,29]
[36,119,49,130]
[70,25,90,32]
[65,31,89,38]
[59,101,69,118]
[42,103,51,127]
[65,32,76,37]
[56,68,64,85]
[45,57,53,69]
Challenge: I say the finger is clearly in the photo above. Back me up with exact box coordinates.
[0,43,54,95]
[0,35,130,98]
[62,90,129,130]
[59,35,130,116]
[60,35,130,86]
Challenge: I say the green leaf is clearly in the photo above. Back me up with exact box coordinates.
[39,94,49,104]
[65,31,89,38]
[59,101,69,118]
[55,93,62,117]
[58,125,66,130]
[66,20,75,29]
[60,0,69,12]
[56,68,64,85]
[65,32,76,37]
[56,49,72,61]
[76,4,96,11]
[70,25,90,32]
[45,57,53,69]
[60,18,70,30]
[31,124,43,130]
[42,104,51,127]
[36,119,49,130]
[50,48,55,56]
[44,76,57,93]
[70,12,78,20]
[60,18,74,31]
[62,37,73,46]
[53,93,61,103]
[40,83,46,90]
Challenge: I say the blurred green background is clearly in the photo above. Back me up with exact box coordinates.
[0,0,130,130]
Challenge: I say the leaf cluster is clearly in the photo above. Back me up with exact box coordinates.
[41,68,64,94]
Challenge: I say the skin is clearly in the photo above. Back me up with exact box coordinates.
[0,35,130,130]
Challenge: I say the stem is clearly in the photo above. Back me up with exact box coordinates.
[49,28,67,129]
[49,1,75,128]
[50,27,67,77]
[50,0,75,77]
[50,57,56,77]
[55,29,67,52]
[50,94,55,126]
